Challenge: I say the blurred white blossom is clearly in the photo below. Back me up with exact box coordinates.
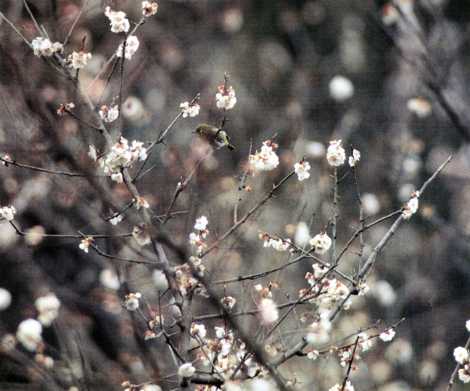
[117,35,140,60]
[258,298,279,325]
[407,97,432,118]
[16,319,42,351]
[100,269,120,290]
[35,293,60,326]
[309,232,332,254]
[0,287,12,311]
[329,75,354,102]
[178,362,196,378]
[295,222,310,247]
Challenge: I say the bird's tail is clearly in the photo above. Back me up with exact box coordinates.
[227,143,235,151]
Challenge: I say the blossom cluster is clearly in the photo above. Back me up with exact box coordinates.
[117,36,140,60]
[99,137,148,183]
[99,104,119,123]
[31,37,63,57]
[259,232,292,252]
[302,262,352,316]
[180,101,200,118]
[67,51,92,70]
[142,1,159,17]
[190,324,265,380]
[0,205,16,221]
[248,140,279,172]
[215,84,237,110]
[309,232,332,255]
[104,7,130,33]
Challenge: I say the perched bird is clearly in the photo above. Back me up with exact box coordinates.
[195,123,235,150]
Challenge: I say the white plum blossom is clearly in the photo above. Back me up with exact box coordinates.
[215,84,237,110]
[249,141,279,172]
[371,280,397,307]
[329,75,354,102]
[109,214,123,225]
[100,137,148,182]
[467,319,470,332]
[459,366,470,383]
[117,35,140,60]
[99,104,119,123]
[294,160,311,181]
[124,292,142,311]
[35,293,60,326]
[194,216,209,231]
[305,141,326,158]
[326,139,346,167]
[362,193,381,215]
[0,205,16,221]
[142,1,159,17]
[258,298,279,325]
[67,51,92,69]
[31,37,63,57]
[79,236,93,253]
[0,288,12,311]
[309,232,332,254]
[349,148,361,167]
[180,101,200,118]
[402,191,420,219]
[260,233,291,252]
[380,328,396,342]
[407,97,432,118]
[16,319,43,351]
[178,362,196,378]
[104,7,130,33]
[329,381,354,391]
[454,346,469,365]
[307,316,332,344]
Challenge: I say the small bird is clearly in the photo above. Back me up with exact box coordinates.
[195,123,235,151]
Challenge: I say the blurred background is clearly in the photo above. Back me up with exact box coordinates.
[0,0,469,390]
